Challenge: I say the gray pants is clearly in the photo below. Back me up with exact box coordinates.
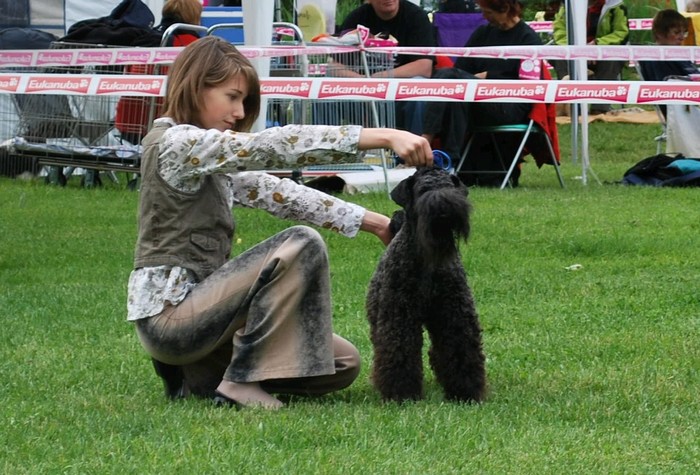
[135,226,360,397]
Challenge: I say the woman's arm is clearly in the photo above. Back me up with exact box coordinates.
[373,58,433,79]
[229,172,392,246]
[358,128,433,167]
[159,121,432,187]
[359,210,392,246]
[229,172,367,237]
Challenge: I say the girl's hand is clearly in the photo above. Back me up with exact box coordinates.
[359,129,433,168]
[387,130,434,167]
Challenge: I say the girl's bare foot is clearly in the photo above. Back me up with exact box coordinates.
[215,381,284,410]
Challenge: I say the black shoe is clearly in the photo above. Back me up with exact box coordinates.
[212,390,242,409]
[151,358,188,400]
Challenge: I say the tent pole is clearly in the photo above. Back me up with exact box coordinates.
[242,0,274,132]
[568,0,599,185]
[566,0,579,165]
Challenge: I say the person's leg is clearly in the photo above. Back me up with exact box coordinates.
[589,60,625,113]
[136,226,336,407]
[182,334,360,398]
[261,334,361,396]
[463,103,533,186]
[393,99,426,165]
[474,103,531,126]
[549,59,570,80]
[395,74,429,136]
[396,100,425,136]
[591,59,625,81]
[422,68,474,161]
[179,342,234,398]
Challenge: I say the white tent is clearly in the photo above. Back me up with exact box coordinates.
[565,0,595,184]
[1,0,165,37]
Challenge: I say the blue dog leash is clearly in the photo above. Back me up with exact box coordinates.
[394,150,453,171]
[432,150,453,171]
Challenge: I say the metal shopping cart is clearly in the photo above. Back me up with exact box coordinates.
[1,41,149,188]
[264,26,397,191]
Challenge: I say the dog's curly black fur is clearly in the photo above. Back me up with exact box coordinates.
[366,167,486,403]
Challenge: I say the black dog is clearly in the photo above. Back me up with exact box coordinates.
[366,167,486,403]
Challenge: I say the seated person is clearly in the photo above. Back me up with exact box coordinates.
[639,9,699,82]
[638,9,700,118]
[550,0,629,114]
[333,0,435,135]
[421,0,542,182]
[153,0,202,46]
[639,9,700,159]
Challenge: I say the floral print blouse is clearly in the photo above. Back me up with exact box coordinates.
[127,118,368,321]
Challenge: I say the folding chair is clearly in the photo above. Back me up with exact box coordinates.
[652,107,668,155]
[454,59,565,189]
[432,13,487,49]
[634,61,668,154]
[454,113,565,189]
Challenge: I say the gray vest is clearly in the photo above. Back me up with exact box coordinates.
[133,122,234,281]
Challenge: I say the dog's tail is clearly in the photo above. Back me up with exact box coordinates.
[415,186,471,268]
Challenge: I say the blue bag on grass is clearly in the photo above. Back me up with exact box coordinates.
[621,153,700,187]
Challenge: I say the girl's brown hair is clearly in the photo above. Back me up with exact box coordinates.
[477,0,523,18]
[162,0,203,26]
[163,36,261,131]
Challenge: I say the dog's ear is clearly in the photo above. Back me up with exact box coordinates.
[451,174,468,196]
[389,210,405,238]
[390,174,414,206]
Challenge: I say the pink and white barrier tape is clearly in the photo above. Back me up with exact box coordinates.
[527,18,654,33]
[2,43,699,68]
[0,45,355,68]
[368,45,700,62]
[3,74,700,105]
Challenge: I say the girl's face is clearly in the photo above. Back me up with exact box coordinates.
[657,27,688,46]
[199,74,248,131]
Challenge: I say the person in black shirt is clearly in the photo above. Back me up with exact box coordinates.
[335,0,435,135]
[338,0,434,79]
[421,0,542,168]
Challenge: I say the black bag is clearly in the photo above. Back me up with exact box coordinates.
[61,0,158,46]
[621,153,700,187]
[0,28,57,50]
[107,0,156,28]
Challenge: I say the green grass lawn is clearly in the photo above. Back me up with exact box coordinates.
[1,122,699,474]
